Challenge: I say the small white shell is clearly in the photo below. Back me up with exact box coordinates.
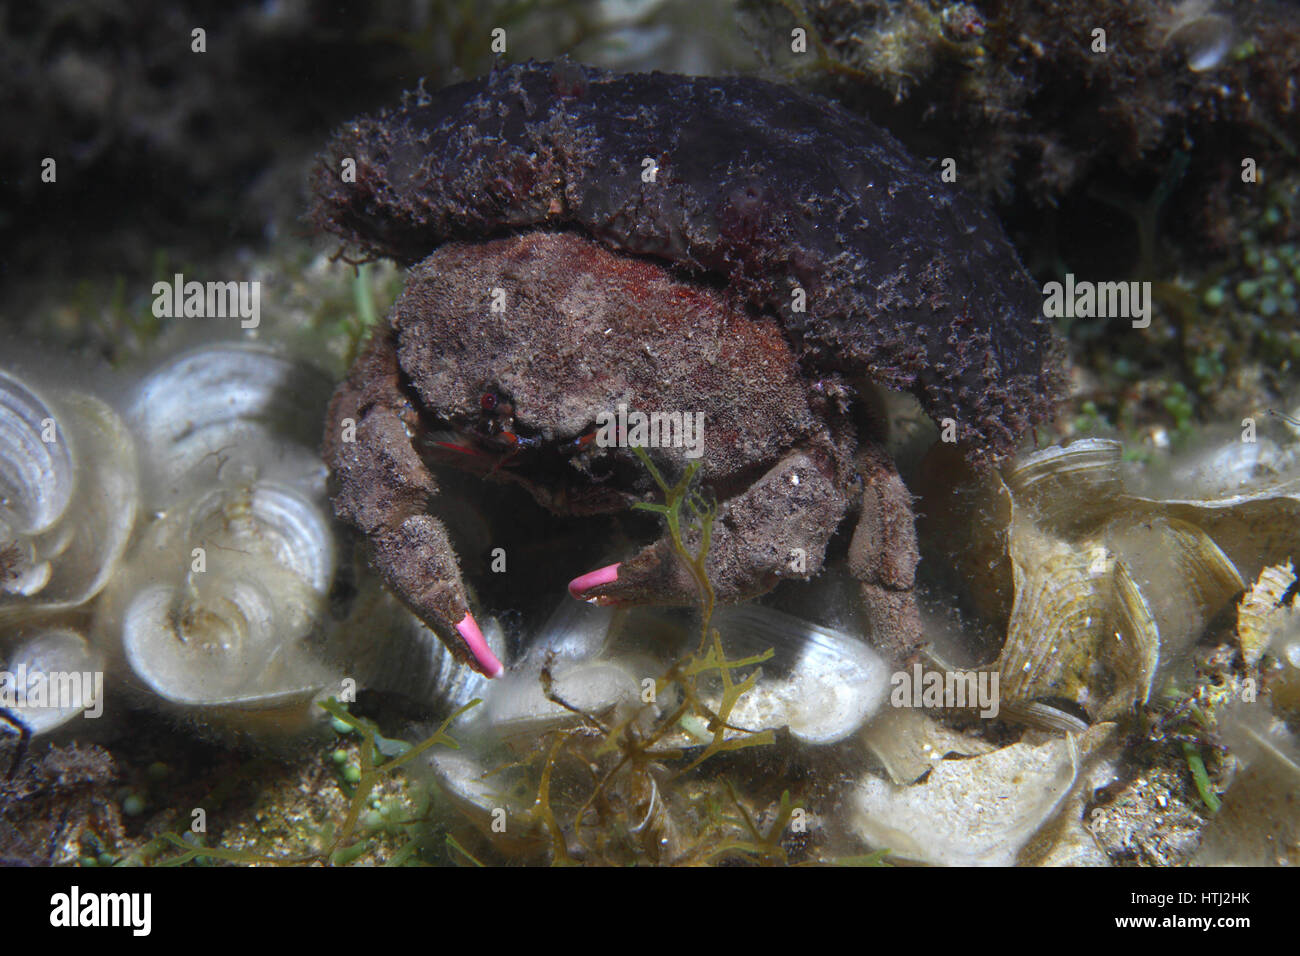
[1004,438,1124,536]
[950,438,1299,722]
[1124,480,1300,587]
[124,344,332,505]
[997,503,1244,720]
[1163,9,1234,72]
[851,723,1115,866]
[98,480,337,726]
[332,580,501,714]
[1169,435,1291,497]
[0,371,138,618]
[708,604,891,745]
[471,599,889,747]
[476,601,643,739]
[0,627,104,736]
[861,708,996,785]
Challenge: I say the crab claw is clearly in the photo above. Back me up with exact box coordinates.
[567,563,622,603]
[567,447,850,609]
[324,329,505,679]
[368,516,507,678]
[567,540,695,606]
[455,611,505,678]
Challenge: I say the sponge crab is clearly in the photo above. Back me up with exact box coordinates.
[313,61,1063,678]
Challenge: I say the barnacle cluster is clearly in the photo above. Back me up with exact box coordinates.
[0,344,363,748]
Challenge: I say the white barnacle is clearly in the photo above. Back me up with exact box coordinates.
[1156,0,1235,73]
[0,371,138,620]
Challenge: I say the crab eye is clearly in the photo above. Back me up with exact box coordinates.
[480,392,498,411]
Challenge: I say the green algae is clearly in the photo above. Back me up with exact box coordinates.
[1183,741,1223,814]
[141,699,480,866]
[444,447,818,866]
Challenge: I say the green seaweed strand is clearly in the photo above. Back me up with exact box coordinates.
[1182,741,1222,814]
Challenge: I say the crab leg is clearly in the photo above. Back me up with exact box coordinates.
[847,444,924,663]
[324,330,503,677]
[568,446,850,608]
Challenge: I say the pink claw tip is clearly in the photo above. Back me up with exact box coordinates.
[455,612,504,678]
[568,563,621,602]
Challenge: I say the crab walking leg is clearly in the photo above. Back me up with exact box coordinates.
[848,444,924,663]
[569,447,850,608]
[323,330,504,678]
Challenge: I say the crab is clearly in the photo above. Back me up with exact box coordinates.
[314,62,1066,679]
[324,231,923,678]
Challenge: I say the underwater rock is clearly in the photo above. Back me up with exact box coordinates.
[0,741,119,866]
[0,371,138,619]
[311,60,1063,461]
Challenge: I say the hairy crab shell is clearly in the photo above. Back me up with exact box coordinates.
[0,370,138,618]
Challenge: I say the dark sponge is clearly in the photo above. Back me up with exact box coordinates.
[311,60,1064,461]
